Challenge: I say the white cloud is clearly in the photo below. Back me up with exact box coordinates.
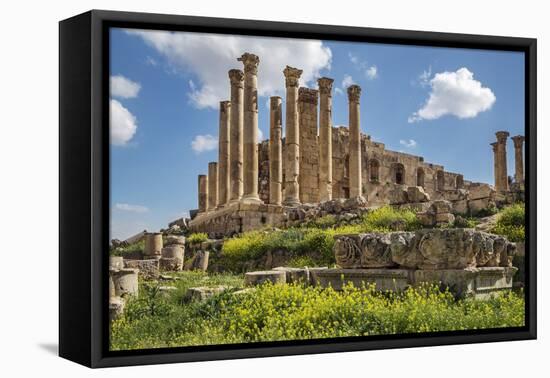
[342,74,355,88]
[191,134,218,153]
[110,99,137,146]
[348,52,378,80]
[408,67,496,123]
[128,29,332,109]
[145,56,158,66]
[115,203,149,213]
[258,128,264,142]
[418,66,432,87]
[334,87,344,95]
[110,75,141,99]
[399,139,417,148]
[366,66,378,79]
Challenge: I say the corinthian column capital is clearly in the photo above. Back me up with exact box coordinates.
[237,53,260,75]
[512,135,525,148]
[317,77,334,95]
[283,66,303,88]
[228,69,244,87]
[347,84,362,103]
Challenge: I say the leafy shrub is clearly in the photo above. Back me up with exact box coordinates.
[491,203,525,242]
[110,280,525,350]
[306,214,338,229]
[453,216,479,228]
[187,232,208,244]
[361,206,421,232]
[110,239,144,257]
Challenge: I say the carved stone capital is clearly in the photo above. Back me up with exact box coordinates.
[495,131,510,144]
[347,84,362,103]
[228,69,244,87]
[317,77,334,95]
[220,100,231,113]
[298,87,319,105]
[237,53,260,75]
[283,66,303,88]
[490,142,498,153]
[512,135,525,148]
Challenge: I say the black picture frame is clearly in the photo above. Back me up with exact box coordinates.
[59,9,537,368]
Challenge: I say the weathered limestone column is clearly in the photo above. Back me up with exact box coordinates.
[298,87,320,204]
[207,162,218,211]
[347,84,363,198]
[512,135,525,185]
[283,66,303,206]
[217,101,231,207]
[495,131,510,192]
[318,77,334,202]
[491,142,499,190]
[238,53,262,204]
[269,96,283,205]
[198,174,208,213]
[229,69,244,203]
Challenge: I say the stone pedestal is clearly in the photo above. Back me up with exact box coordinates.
[269,96,283,205]
[347,85,364,199]
[244,270,286,286]
[160,244,184,271]
[110,268,139,297]
[315,269,411,291]
[318,77,334,202]
[283,66,303,206]
[218,101,231,206]
[512,135,525,186]
[198,174,208,213]
[207,162,218,211]
[229,69,244,202]
[239,53,262,204]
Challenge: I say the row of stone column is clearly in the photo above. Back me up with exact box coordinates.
[198,54,365,212]
[491,131,525,192]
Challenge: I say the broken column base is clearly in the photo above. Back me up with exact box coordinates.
[314,267,517,299]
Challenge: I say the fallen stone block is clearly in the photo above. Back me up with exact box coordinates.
[110,268,139,297]
[184,286,227,301]
[430,200,452,214]
[273,267,310,284]
[315,269,411,291]
[124,259,159,280]
[407,186,430,203]
[109,296,125,321]
[468,183,495,200]
[244,270,286,286]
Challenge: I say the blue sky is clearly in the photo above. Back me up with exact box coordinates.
[109,27,525,239]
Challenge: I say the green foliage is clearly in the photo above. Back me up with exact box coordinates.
[306,214,338,229]
[360,206,421,232]
[453,216,479,228]
[111,279,525,350]
[110,239,144,257]
[187,232,209,244]
[491,203,525,242]
[473,204,498,218]
[221,228,336,271]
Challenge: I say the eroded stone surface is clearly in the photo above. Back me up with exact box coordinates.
[244,270,286,286]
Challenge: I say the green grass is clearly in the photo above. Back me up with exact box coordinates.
[110,277,525,350]
[110,239,144,257]
[491,203,525,242]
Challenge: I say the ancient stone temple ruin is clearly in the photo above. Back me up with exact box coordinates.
[188,52,525,237]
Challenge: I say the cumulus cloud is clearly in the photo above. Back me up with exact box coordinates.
[110,99,137,146]
[334,87,344,95]
[115,203,149,213]
[342,74,355,88]
[191,134,218,153]
[128,29,332,109]
[408,67,496,123]
[110,75,141,99]
[399,139,417,148]
[348,52,378,80]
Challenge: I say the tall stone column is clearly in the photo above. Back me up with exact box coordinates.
[347,85,363,198]
[283,66,303,207]
[238,53,262,204]
[269,96,283,205]
[298,87,319,204]
[207,162,218,211]
[491,142,499,190]
[198,174,208,213]
[495,131,510,192]
[228,69,244,203]
[318,77,334,202]
[512,135,525,185]
[218,101,231,207]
